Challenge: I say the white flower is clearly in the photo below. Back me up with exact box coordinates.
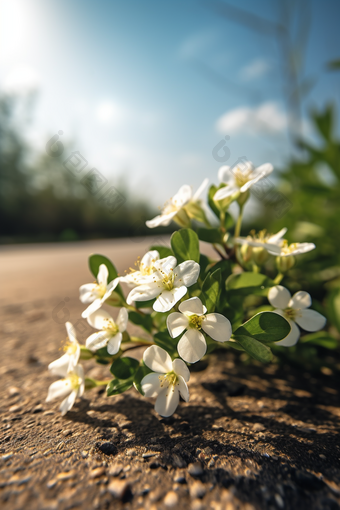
[146,179,208,228]
[86,308,128,354]
[214,161,273,201]
[167,297,232,363]
[126,256,200,312]
[119,250,160,286]
[48,322,80,375]
[235,228,287,252]
[267,240,316,257]
[141,345,190,417]
[268,285,326,346]
[80,264,120,318]
[46,363,85,416]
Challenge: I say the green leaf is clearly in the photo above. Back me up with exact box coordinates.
[234,312,291,343]
[197,227,223,244]
[128,311,153,333]
[107,377,133,396]
[135,299,155,309]
[199,254,210,275]
[89,254,124,299]
[223,212,234,230]
[205,259,232,283]
[171,228,200,263]
[149,245,174,258]
[201,268,221,313]
[226,272,274,296]
[326,288,340,333]
[110,357,140,379]
[133,365,152,395]
[300,332,338,350]
[233,335,272,363]
[153,331,178,356]
[208,184,221,218]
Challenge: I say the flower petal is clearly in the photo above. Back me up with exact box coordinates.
[87,308,114,330]
[173,184,192,207]
[177,329,207,364]
[86,330,111,351]
[174,261,200,288]
[79,283,97,304]
[154,256,177,275]
[177,376,190,402]
[275,317,300,347]
[154,387,180,417]
[153,287,187,313]
[107,332,123,355]
[141,250,160,269]
[295,309,326,332]
[218,165,233,184]
[289,291,312,310]
[268,286,291,309]
[46,380,72,402]
[59,390,77,416]
[65,322,77,343]
[146,211,178,228]
[192,178,209,200]
[213,185,239,201]
[172,358,190,382]
[178,296,204,316]
[167,312,189,338]
[141,372,162,397]
[97,264,108,286]
[268,228,288,244]
[48,355,72,377]
[116,307,128,332]
[126,282,161,305]
[81,298,102,319]
[143,345,173,373]
[202,313,232,342]
[281,242,316,257]
[103,277,120,300]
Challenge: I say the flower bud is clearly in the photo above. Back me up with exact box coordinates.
[173,208,191,228]
[237,189,250,207]
[240,242,253,263]
[276,255,295,273]
[252,246,269,266]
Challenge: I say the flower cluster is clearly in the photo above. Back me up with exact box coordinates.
[46,161,327,418]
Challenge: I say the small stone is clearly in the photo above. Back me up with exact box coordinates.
[62,429,72,437]
[81,451,88,458]
[97,442,117,456]
[109,463,123,476]
[228,450,235,455]
[190,481,206,499]
[172,453,187,468]
[191,500,205,510]
[9,405,22,413]
[90,467,106,478]
[188,462,204,477]
[212,424,223,431]
[319,454,326,460]
[149,461,161,469]
[57,470,76,481]
[208,459,215,468]
[174,474,186,484]
[253,423,266,432]
[47,479,57,489]
[8,387,20,396]
[108,479,130,499]
[1,453,13,460]
[32,404,43,413]
[275,494,284,508]
[142,452,159,459]
[164,491,178,507]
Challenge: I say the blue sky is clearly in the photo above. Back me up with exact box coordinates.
[0,0,339,207]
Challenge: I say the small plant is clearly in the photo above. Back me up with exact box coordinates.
[46,161,326,417]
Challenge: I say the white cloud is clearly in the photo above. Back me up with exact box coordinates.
[216,101,288,135]
[240,58,269,81]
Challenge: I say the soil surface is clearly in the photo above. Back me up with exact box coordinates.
[1,240,340,510]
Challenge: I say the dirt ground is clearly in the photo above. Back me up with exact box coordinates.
[1,239,340,510]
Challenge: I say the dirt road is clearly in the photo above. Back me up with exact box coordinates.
[1,240,340,510]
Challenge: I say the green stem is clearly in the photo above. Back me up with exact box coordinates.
[252,263,259,273]
[274,273,284,284]
[234,204,244,239]
[129,336,154,345]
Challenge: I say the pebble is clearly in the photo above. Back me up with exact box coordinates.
[172,453,187,468]
[191,500,205,510]
[142,452,159,458]
[188,462,204,477]
[90,467,106,478]
[107,479,130,499]
[47,479,57,489]
[62,429,72,437]
[8,387,20,396]
[253,423,266,432]
[319,454,326,460]
[164,491,178,507]
[275,494,284,508]
[81,451,88,458]
[208,459,215,468]
[174,474,186,484]
[98,442,117,456]
[109,463,123,476]
[9,405,22,413]
[57,470,76,481]
[1,453,14,460]
[190,481,206,499]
